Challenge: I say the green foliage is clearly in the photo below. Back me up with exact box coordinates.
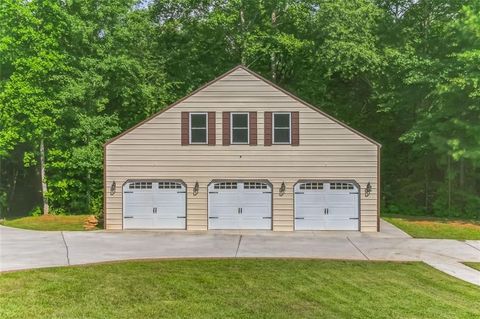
[28,207,42,217]
[384,215,480,240]
[0,0,478,218]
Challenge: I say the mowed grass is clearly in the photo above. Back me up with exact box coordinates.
[1,259,479,319]
[464,263,480,271]
[383,215,480,240]
[0,215,94,231]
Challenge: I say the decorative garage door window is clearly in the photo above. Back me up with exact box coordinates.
[158,182,182,189]
[213,182,238,189]
[244,182,268,189]
[330,182,354,190]
[129,182,152,189]
[299,182,323,190]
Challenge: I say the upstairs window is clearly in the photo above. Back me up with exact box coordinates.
[190,113,207,144]
[231,113,249,144]
[273,113,291,144]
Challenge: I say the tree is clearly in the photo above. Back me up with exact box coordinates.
[0,0,71,214]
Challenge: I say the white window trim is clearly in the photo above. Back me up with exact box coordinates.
[189,112,208,144]
[230,112,249,145]
[272,112,291,144]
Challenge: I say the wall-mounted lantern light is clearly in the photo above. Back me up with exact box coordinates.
[279,182,286,196]
[193,181,199,196]
[365,182,372,197]
[110,181,116,195]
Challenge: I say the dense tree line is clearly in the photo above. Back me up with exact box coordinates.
[1,0,479,218]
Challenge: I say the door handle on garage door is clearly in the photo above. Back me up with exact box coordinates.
[177,216,186,219]
[124,216,133,219]
[209,216,219,219]
[153,207,157,214]
[349,217,359,220]
[295,217,304,220]
[262,217,272,219]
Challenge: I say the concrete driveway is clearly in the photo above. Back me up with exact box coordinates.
[1,221,479,286]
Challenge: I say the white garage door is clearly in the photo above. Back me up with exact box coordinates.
[208,181,272,230]
[123,181,186,229]
[295,181,359,230]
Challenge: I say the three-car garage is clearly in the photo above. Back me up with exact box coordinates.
[122,179,360,231]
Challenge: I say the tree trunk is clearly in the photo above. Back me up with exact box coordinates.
[447,155,451,216]
[270,10,277,81]
[240,9,246,65]
[86,170,91,212]
[459,157,465,189]
[40,138,49,215]
[424,157,429,212]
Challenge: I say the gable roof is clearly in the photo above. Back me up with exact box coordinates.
[105,65,381,147]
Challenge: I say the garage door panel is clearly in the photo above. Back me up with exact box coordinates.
[125,216,156,229]
[241,217,271,229]
[329,206,357,218]
[295,219,327,230]
[124,192,153,218]
[324,219,357,230]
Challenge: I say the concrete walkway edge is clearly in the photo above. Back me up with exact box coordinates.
[1,224,480,286]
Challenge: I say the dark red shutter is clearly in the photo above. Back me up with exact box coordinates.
[291,111,299,146]
[249,112,257,145]
[181,112,189,145]
[208,112,216,145]
[222,112,230,146]
[264,112,272,146]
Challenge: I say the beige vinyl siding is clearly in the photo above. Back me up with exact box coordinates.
[105,68,379,231]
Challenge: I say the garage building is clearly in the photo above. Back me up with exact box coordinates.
[104,65,380,232]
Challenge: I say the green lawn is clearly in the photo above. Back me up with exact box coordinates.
[1,259,479,319]
[383,215,480,240]
[464,263,480,271]
[0,214,95,231]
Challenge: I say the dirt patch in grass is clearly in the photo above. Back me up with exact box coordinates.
[412,220,480,230]
[1,215,98,231]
